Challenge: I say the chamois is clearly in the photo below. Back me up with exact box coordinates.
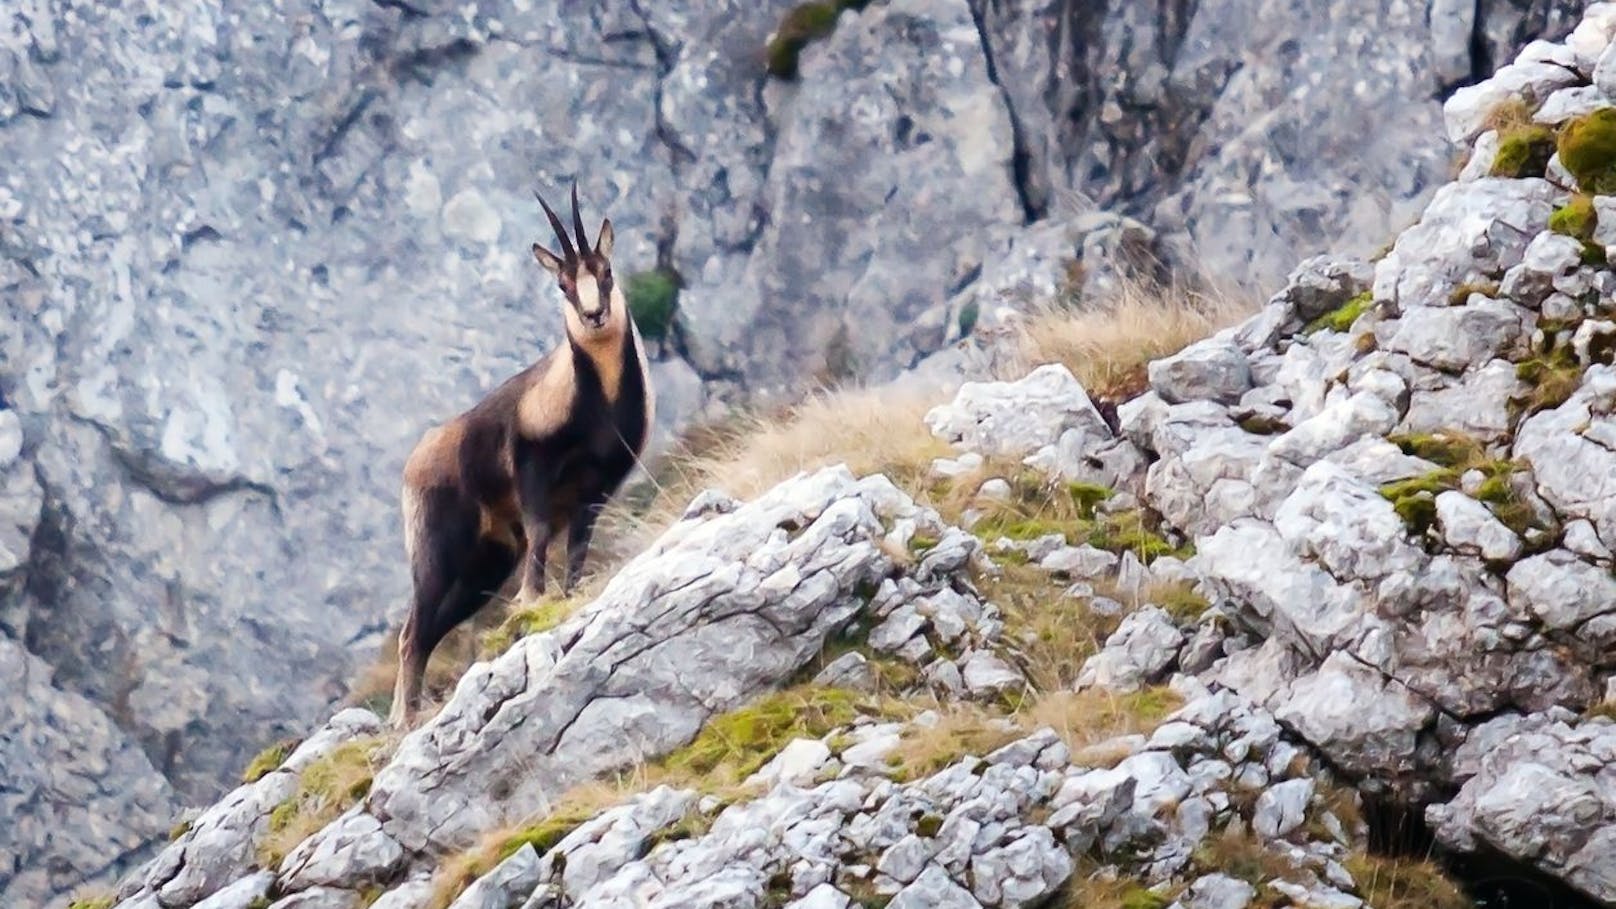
[389,184,655,728]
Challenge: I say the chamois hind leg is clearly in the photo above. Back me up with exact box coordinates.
[427,537,520,655]
[391,486,478,729]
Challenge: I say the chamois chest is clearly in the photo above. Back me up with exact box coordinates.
[514,332,649,496]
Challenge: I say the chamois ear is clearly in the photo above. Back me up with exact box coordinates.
[532,243,564,276]
[594,218,614,260]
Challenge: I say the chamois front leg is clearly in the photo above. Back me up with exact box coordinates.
[563,497,607,595]
[514,457,557,603]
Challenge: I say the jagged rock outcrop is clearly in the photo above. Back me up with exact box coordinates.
[3,1,1607,905]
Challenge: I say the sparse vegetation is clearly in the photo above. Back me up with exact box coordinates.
[1192,821,1301,888]
[1446,280,1500,306]
[1304,290,1373,335]
[1559,108,1616,194]
[259,737,388,867]
[765,1,872,79]
[1344,852,1470,909]
[1058,858,1178,908]
[625,268,680,340]
[1586,699,1616,722]
[429,782,641,909]
[66,896,115,909]
[1006,278,1253,404]
[1515,342,1584,415]
[241,737,300,783]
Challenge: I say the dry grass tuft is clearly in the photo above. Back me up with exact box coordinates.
[597,385,954,559]
[429,780,643,909]
[1344,852,1471,909]
[885,704,1027,781]
[1026,687,1184,766]
[1058,858,1179,908]
[1005,278,1254,404]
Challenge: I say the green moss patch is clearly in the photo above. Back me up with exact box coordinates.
[664,685,897,782]
[1560,109,1616,194]
[1150,582,1212,623]
[258,737,386,866]
[625,269,680,340]
[1066,482,1115,518]
[1491,123,1556,178]
[1387,431,1487,470]
[1380,470,1459,536]
[480,600,578,657]
[765,1,872,79]
[67,898,115,909]
[1304,291,1373,335]
[241,737,301,784]
[1550,194,1597,240]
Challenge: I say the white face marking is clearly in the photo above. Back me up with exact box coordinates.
[575,272,602,318]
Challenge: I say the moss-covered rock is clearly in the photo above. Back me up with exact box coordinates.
[241,737,301,783]
[1549,194,1597,240]
[1559,108,1616,193]
[1303,290,1372,335]
[1380,470,1459,536]
[1491,123,1556,179]
[765,1,872,79]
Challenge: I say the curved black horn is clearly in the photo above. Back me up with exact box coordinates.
[534,188,575,261]
[570,181,591,253]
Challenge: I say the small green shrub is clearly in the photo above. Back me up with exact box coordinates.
[1304,291,1372,335]
[67,897,115,909]
[1560,109,1616,193]
[625,269,680,340]
[765,1,872,79]
[957,299,981,337]
[1491,123,1555,178]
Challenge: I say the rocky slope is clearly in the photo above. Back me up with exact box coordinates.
[1,0,1606,906]
[66,6,1616,907]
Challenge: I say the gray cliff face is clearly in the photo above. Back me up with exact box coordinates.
[979,0,1588,288]
[0,0,1594,906]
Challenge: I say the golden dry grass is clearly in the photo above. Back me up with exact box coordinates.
[1344,852,1471,909]
[429,780,639,909]
[1004,279,1255,404]
[596,384,954,559]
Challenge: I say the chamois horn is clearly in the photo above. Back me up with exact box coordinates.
[534,188,575,261]
[570,181,591,253]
